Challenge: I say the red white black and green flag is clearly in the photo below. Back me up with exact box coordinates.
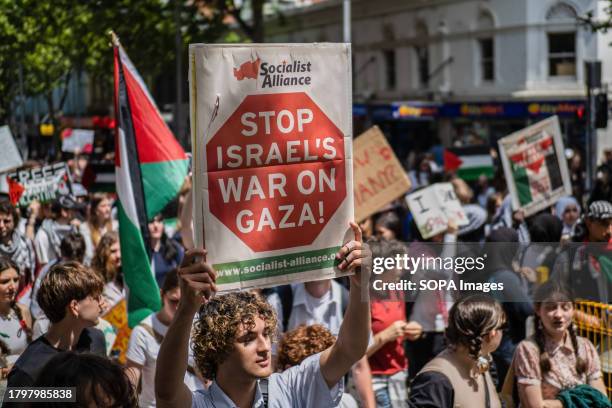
[498,116,571,217]
[113,36,188,327]
[443,146,494,181]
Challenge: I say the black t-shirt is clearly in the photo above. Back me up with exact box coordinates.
[408,371,454,408]
[5,327,106,388]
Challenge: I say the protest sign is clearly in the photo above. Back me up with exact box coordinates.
[6,162,73,206]
[61,128,94,153]
[190,43,353,292]
[0,126,23,173]
[406,183,468,239]
[353,126,411,222]
[102,299,131,364]
[498,116,571,217]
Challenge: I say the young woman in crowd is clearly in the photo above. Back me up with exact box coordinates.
[125,268,204,407]
[148,214,184,287]
[554,196,581,241]
[0,257,32,385]
[408,294,505,408]
[91,231,124,312]
[374,211,402,241]
[80,193,115,265]
[366,238,422,408]
[514,281,607,408]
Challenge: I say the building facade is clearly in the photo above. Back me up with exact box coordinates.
[266,0,612,161]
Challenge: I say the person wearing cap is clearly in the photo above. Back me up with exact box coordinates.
[34,195,84,268]
[552,200,612,304]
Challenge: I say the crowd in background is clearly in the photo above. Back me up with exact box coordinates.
[0,143,610,408]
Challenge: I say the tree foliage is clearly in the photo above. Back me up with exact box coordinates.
[0,0,228,123]
[194,0,267,42]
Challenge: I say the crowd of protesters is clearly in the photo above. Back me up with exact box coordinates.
[0,144,610,408]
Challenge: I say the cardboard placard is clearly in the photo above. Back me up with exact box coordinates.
[353,126,411,222]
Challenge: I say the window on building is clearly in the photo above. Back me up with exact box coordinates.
[479,38,494,81]
[548,32,576,77]
[384,50,396,89]
[416,46,429,87]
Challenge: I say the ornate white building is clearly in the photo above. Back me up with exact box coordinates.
[266,0,612,159]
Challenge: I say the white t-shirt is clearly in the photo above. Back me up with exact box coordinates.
[34,227,58,266]
[126,314,204,407]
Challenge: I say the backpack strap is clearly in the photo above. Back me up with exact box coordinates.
[139,322,196,376]
[276,285,294,333]
[139,323,164,345]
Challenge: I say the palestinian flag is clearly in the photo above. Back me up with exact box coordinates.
[113,37,188,327]
[444,146,494,181]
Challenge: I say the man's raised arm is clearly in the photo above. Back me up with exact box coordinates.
[155,249,216,408]
[320,222,372,388]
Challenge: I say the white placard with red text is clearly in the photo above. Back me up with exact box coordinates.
[189,43,353,291]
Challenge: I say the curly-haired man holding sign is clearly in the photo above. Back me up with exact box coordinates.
[155,222,371,408]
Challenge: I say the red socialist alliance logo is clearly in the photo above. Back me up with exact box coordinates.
[233,58,260,80]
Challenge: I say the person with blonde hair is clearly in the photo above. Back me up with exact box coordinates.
[80,193,116,265]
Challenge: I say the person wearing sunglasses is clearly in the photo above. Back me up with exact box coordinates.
[125,268,205,407]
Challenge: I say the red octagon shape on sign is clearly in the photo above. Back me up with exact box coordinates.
[207,92,346,252]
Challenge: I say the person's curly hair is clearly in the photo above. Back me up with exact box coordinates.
[192,291,277,380]
[277,324,336,370]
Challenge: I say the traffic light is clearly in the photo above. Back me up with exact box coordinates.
[595,93,608,129]
[575,105,586,122]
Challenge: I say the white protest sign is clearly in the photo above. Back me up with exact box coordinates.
[498,116,571,216]
[62,128,94,153]
[0,126,23,173]
[190,43,353,292]
[433,182,469,227]
[406,183,467,239]
[7,162,73,206]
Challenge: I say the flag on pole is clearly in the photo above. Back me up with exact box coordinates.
[112,33,189,327]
